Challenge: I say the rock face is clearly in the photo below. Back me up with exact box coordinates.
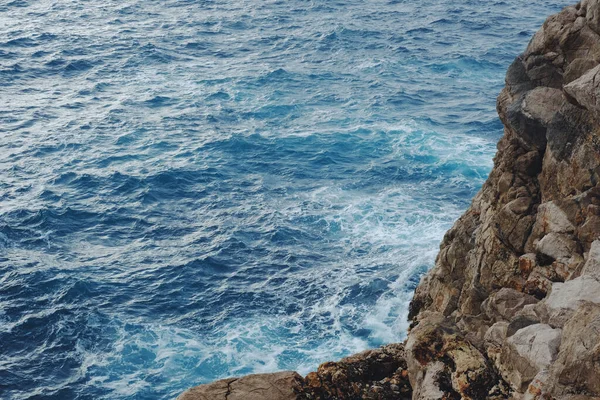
[407,1,600,397]
[179,2,600,399]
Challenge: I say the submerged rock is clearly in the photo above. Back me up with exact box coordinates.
[179,2,600,398]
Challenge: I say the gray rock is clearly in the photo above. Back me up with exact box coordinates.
[581,239,600,279]
[547,302,600,397]
[412,361,446,400]
[535,232,579,263]
[564,64,600,113]
[482,288,539,322]
[405,313,497,400]
[484,322,509,348]
[534,202,576,234]
[522,87,565,125]
[563,57,598,84]
[540,275,600,327]
[498,324,562,392]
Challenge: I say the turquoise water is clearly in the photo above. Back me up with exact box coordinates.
[1,0,569,398]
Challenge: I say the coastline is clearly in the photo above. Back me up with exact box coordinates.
[179,1,600,399]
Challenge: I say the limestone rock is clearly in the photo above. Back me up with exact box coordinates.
[582,239,600,279]
[535,232,579,263]
[534,201,576,235]
[299,343,412,400]
[564,64,600,113]
[498,324,562,392]
[177,372,303,400]
[481,288,539,322]
[547,302,600,396]
[538,275,600,327]
[405,313,500,400]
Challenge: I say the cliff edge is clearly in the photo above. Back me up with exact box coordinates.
[179,2,600,399]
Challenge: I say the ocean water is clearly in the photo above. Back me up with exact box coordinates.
[0,0,570,398]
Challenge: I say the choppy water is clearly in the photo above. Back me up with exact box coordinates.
[1,0,569,398]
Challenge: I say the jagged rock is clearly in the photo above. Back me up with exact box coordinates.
[547,302,600,397]
[564,64,600,113]
[524,267,555,299]
[484,322,509,367]
[299,343,411,400]
[537,275,600,327]
[405,313,499,400]
[407,1,600,397]
[523,370,551,400]
[482,288,539,323]
[522,87,565,125]
[563,58,598,83]
[177,372,303,400]
[535,232,579,263]
[582,239,600,279]
[497,324,562,392]
[533,201,576,235]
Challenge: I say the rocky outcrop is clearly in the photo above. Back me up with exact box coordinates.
[179,2,600,399]
[177,372,304,400]
[407,1,600,397]
[299,344,412,399]
[178,345,412,400]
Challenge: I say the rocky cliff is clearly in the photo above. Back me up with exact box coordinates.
[178,2,600,399]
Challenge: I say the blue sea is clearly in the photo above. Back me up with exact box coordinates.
[0,0,569,398]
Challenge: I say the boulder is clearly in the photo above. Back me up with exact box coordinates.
[547,302,600,397]
[481,288,538,322]
[406,313,499,400]
[498,324,562,392]
[563,64,600,113]
[535,232,579,263]
[538,275,600,327]
[534,202,576,235]
[582,239,600,279]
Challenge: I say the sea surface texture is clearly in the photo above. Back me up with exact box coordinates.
[0,0,570,398]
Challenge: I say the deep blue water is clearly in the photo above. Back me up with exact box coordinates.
[1,0,570,398]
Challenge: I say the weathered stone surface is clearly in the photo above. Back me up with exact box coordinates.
[177,372,303,400]
[522,87,565,124]
[564,64,600,113]
[524,267,554,299]
[538,275,600,327]
[535,232,579,263]
[405,313,500,400]
[299,343,412,400]
[498,324,562,392]
[407,1,600,397]
[548,302,600,397]
[582,239,600,279]
[534,201,576,235]
[481,288,539,322]
[563,57,598,83]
